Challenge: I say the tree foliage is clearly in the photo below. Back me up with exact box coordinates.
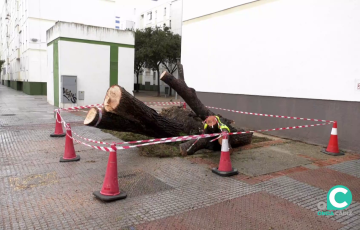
[134,26,181,95]
[0,60,5,70]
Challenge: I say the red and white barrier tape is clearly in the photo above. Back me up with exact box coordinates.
[54,103,335,153]
[143,101,181,105]
[63,123,114,152]
[55,101,181,112]
[56,102,335,123]
[206,106,334,123]
[58,111,221,152]
[57,104,103,111]
[57,112,112,145]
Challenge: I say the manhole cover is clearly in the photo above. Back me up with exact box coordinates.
[1,114,15,116]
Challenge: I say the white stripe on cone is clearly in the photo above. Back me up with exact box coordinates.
[221,138,229,152]
[331,128,337,135]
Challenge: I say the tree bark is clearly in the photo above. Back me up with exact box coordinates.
[180,138,213,156]
[99,85,185,138]
[160,71,232,124]
[177,61,184,81]
[136,72,140,93]
[157,67,160,97]
[84,107,160,137]
[160,71,253,154]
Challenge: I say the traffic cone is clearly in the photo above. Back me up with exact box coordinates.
[93,144,127,202]
[183,102,186,109]
[321,122,344,156]
[60,124,80,162]
[212,132,238,177]
[50,110,66,137]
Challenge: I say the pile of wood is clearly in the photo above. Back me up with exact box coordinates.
[84,65,252,155]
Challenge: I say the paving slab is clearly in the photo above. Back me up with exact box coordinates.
[288,168,360,202]
[134,191,344,230]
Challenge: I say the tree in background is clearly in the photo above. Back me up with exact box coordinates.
[0,60,5,70]
[0,60,4,83]
[134,26,181,96]
[160,29,181,96]
[134,29,148,92]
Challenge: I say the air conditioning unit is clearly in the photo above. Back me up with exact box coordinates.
[31,38,38,42]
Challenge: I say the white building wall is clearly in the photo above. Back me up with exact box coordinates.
[47,44,54,105]
[46,22,134,45]
[182,0,255,21]
[137,0,182,35]
[118,46,135,94]
[1,0,119,84]
[47,22,135,106]
[58,41,110,107]
[28,49,47,82]
[181,0,360,102]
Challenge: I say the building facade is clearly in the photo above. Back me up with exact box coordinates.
[0,0,134,95]
[46,22,134,108]
[181,0,360,152]
[136,0,182,94]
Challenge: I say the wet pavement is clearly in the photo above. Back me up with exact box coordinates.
[1,85,360,230]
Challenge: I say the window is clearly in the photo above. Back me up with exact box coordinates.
[155,10,157,19]
[164,7,166,16]
[169,20,171,29]
[148,12,152,20]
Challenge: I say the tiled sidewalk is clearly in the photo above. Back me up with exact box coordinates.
[0,85,359,230]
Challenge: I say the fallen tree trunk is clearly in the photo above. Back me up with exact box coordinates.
[84,85,186,138]
[180,138,212,156]
[84,107,162,137]
[160,71,253,155]
[84,69,252,156]
[160,71,232,124]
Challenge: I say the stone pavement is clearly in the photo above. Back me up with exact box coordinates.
[0,85,359,230]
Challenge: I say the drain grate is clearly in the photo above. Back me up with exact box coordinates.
[1,114,16,116]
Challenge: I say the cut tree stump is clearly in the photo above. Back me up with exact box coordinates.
[84,107,160,137]
[84,85,186,138]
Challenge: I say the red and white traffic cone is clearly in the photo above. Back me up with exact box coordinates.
[183,102,186,109]
[50,110,66,137]
[60,124,80,162]
[93,144,127,202]
[212,132,238,177]
[321,122,344,156]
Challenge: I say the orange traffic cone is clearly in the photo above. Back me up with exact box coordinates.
[321,122,344,156]
[93,144,127,202]
[50,110,66,137]
[212,132,238,177]
[60,124,80,162]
